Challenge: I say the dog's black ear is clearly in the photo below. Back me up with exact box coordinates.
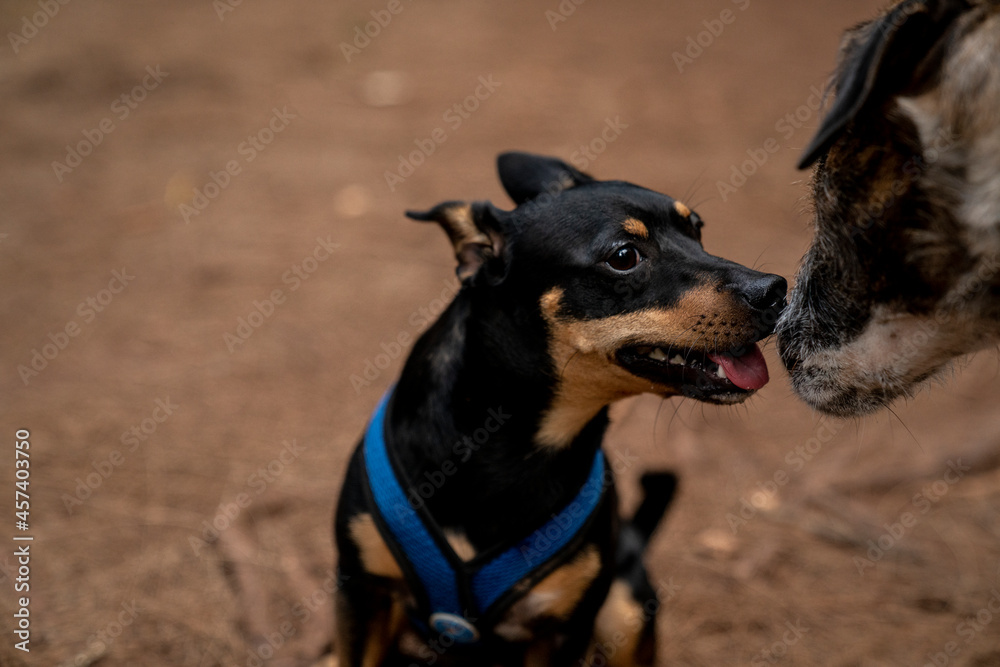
[496,152,595,206]
[798,0,968,169]
[406,201,508,283]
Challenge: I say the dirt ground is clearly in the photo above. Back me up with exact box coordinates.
[3,0,1000,665]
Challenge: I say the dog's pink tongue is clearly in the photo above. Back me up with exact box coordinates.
[708,345,769,391]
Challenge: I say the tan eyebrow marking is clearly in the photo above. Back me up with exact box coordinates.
[622,218,649,238]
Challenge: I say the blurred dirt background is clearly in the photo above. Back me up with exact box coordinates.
[3,0,1000,665]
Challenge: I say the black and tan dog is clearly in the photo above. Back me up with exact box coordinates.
[777,0,1000,416]
[334,152,786,665]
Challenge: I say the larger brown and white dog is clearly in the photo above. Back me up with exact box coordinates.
[777,0,1000,416]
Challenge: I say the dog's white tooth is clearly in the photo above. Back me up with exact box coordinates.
[648,348,668,362]
[716,365,727,379]
[671,355,686,366]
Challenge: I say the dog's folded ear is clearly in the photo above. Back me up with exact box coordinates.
[798,0,968,169]
[406,201,508,283]
[497,152,595,206]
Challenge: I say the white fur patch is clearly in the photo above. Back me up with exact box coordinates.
[793,299,996,414]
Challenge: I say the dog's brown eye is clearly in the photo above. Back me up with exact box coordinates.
[607,246,641,272]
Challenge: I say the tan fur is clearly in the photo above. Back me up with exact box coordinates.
[335,588,405,667]
[443,529,477,561]
[494,546,602,641]
[438,203,490,253]
[538,285,755,447]
[431,202,495,281]
[778,0,1000,415]
[362,599,406,667]
[622,218,650,238]
[593,580,646,667]
[528,545,602,619]
[673,200,692,218]
[902,9,1000,233]
[348,514,404,580]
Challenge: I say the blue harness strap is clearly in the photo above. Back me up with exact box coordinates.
[362,389,606,643]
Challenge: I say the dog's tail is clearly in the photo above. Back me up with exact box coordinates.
[614,471,678,583]
[630,472,678,544]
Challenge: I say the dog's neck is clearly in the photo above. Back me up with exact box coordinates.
[384,286,609,548]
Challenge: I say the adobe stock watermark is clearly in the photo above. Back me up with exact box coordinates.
[387,407,512,518]
[673,0,751,74]
[17,268,135,386]
[545,0,588,31]
[585,577,682,667]
[349,277,460,393]
[854,459,970,575]
[383,75,501,192]
[7,0,71,55]
[339,0,415,62]
[519,448,639,566]
[57,601,141,667]
[716,82,826,202]
[408,609,482,665]
[51,66,169,183]
[223,236,339,353]
[178,106,298,223]
[213,0,244,21]
[61,397,179,514]
[846,126,959,239]
[245,568,350,666]
[750,619,810,666]
[924,586,1000,667]
[568,116,629,171]
[189,439,307,557]
[726,416,844,534]
[513,117,630,227]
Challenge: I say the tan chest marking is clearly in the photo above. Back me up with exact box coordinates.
[494,545,602,641]
[348,514,404,580]
[443,529,477,562]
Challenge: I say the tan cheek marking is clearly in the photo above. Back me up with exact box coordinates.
[674,200,692,218]
[547,284,755,355]
[538,285,753,448]
[349,514,404,580]
[593,580,646,667]
[539,287,657,448]
[537,339,663,449]
[540,287,564,317]
[622,217,649,238]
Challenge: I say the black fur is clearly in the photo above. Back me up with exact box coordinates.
[778,0,1000,416]
[335,153,785,665]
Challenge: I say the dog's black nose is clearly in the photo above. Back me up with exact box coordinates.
[746,274,787,313]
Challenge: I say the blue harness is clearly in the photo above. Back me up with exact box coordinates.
[362,390,607,644]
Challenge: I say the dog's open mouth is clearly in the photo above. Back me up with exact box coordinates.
[616,343,770,402]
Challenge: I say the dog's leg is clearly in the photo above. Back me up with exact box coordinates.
[589,472,677,666]
[590,580,656,667]
[335,585,406,667]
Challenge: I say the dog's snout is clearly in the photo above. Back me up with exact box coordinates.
[746,275,787,313]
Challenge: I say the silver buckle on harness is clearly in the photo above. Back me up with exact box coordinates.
[429,612,480,644]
